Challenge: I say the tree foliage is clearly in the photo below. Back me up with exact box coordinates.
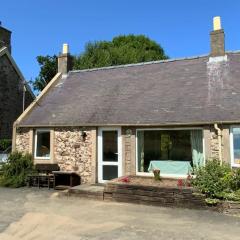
[33,55,57,91]
[33,35,168,91]
[74,35,168,69]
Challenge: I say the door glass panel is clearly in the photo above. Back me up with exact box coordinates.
[103,131,118,162]
[103,166,118,180]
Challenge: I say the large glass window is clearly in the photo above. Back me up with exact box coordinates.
[35,130,50,159]
[231,127,240,166]
[137,129,204,175]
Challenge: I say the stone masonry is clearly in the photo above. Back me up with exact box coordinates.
[15,127,96,184]
[15,128,31,154]
[0,54,33,140]
[122,127,136,175]
[0,26,11,53]
[209,126,229,163]
[54,127,95,184]
[210,129,220,160]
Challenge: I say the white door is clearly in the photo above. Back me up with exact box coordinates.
[98,127,122,183]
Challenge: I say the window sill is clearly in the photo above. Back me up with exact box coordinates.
[231,164,240,168]
[35,157,50,160]
[34,158,53,164]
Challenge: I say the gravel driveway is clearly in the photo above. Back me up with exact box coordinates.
[0,187,239,240]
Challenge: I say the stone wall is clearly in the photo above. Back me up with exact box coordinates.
[15,128,31,154]
[104,181,207,209]
[208,126,230,163]
[122,127,136,175]
[0,26,11,53]
[0,54,33,140]
[15,127,96,184]
[210,128,220,160]
[54,127,96,184]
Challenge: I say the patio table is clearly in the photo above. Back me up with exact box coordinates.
[52,171,81,190]
[148,160,193,175]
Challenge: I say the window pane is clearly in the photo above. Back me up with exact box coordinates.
[103,165,118,180]
[36,131,50,158]
[233,128,240,164]
[103,131,118,162]
[137,130,195,174]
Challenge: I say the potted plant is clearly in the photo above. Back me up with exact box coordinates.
[153,169,161,181]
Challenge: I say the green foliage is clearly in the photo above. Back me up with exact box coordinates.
[229,168,240,191]
[74,35,168,69]
[219,190,240,201]
[205,198,220,205]
[0,139,11,151]
[0,152,34,188]
[192,159,240,201]
[33,55,57,91]
[192,159,232,198]
[33,35,168,92]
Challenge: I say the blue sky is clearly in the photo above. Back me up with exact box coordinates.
[1,0,240,81]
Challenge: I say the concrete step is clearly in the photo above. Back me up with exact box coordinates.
[67,184,105,200]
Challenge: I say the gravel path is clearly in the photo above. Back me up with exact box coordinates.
[0,187,239,240]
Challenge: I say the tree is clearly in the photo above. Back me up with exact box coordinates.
[33,55,57,91]
[74,35,168,69]
[33,35,168,91]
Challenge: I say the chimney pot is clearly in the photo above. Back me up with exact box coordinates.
[62,43,69,54]
[213,16,221,31]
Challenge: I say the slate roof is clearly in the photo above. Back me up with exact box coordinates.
[19,52,240,126]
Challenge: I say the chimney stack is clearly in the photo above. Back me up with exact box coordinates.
[0,25,12,53]
[58,43,73,75]
[210,16,225,57]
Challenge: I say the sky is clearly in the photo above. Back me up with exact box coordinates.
[1,0,240,82]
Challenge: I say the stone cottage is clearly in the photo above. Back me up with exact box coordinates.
[12,17,240,183]
[0,24,34,140]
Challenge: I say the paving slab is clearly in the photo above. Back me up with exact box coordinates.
[0,187,239,240]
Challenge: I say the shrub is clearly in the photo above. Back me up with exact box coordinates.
[219,190,240,201]
[0,152,34,187]
[0,139,12,151]
[192,159,232,198]
[229,168,240,191]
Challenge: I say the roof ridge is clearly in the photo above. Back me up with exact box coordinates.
[69,50,240,74]
[69,53,209,73]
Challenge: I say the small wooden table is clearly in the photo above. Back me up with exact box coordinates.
[52,171,81,190]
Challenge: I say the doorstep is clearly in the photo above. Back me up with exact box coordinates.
[66,184,105,200]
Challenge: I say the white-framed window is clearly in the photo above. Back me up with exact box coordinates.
[34,129,51,159]
[230,126,240,167]
[136,128,205,177]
